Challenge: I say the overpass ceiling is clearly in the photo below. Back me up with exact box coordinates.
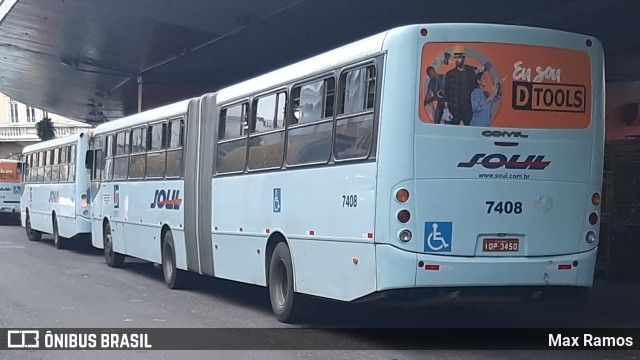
[0,0,637,123]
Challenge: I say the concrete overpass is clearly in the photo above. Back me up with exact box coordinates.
[0,0,637,123]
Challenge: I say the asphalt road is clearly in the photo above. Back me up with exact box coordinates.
[0,220,638,359]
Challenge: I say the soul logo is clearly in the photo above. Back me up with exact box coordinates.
[150,189,182,210]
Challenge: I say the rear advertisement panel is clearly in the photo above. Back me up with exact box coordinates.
[419,42,591,129]
[0,162,20,183]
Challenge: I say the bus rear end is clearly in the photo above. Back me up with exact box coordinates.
[375,24,603,298]
[0,160,21,221]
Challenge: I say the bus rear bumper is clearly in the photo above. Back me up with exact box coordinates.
[376,244,598,292]
[0,205,19,214]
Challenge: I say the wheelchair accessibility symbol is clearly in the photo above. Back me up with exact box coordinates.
[424,222,452,252]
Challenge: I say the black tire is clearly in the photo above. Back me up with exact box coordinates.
[52,216,67,249]
[25,212,42,242]
[162,230,188,289]
[268,242,302,323]
[103,222,124,268]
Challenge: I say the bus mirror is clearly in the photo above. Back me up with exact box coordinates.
[85,151,94,169]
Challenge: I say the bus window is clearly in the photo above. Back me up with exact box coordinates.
[146,123,166,178]
[287,78,335,166]
[335,65,376,160]
[103,136,113,181]
[166,119,184,178]
[114,131,130,180]
[60,146,68,182]
[128,128,145,179]
[291,78,335,125]
[248,92,285,170]
[217,103,248,174]
[51,148,60,182]
[69,145,76,182]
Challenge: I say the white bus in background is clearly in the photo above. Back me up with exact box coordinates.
[0,159,22,222]
[21,133,91,249]
[87,24,604,323]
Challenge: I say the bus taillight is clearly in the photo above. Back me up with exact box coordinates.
[397,210,410,223]
[588,212,598,225]
[585,231,597,244]
[591,193,601,206]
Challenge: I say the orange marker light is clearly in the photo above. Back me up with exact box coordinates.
[396,189,410,203]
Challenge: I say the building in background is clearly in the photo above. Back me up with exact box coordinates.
[0,93,92,159]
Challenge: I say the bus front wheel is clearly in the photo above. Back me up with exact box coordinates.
[25,212,42,242]
[162,230,188,289]
[104,223,124,268]
[268,242,302,323]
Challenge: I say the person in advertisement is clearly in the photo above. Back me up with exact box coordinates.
[469,68,501,127]
[443,45,477,125]
[423,66,446,124]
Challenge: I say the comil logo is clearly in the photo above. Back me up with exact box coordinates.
[458,153,550,170]
[7,330,40,348]
[150,189,182,210]
[481,130,529,138]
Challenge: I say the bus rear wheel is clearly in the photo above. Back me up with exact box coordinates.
[162,230,188,289]
[268,242,302,323]
[53,217,67,249]
[104,223,124,268]
[25,212,42,242]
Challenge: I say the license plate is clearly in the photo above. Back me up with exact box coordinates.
[483,238,519,252]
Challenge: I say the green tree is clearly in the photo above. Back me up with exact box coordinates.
[35,116,55,141]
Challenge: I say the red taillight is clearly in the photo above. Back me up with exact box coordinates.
[420,28,428,37]
[425,264,440,271]
[589,212,598,225]
[397,210,410,223]
[591,193,601,206]
[558,264,572,270]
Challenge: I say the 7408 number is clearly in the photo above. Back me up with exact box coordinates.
[342,194,358,208]
[485,201,522,214]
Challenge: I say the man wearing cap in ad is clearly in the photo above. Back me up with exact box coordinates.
[444,45,477,126]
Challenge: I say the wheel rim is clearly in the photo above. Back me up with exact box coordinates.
[104,232,113,261]
[163,246,173,280]
[274,259,288,308]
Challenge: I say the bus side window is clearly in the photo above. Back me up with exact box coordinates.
[51,148,60,183]
[69,145,76,182]
[24,154,31,182]
[60,146,68,182]
[128,128,145,179]
[166,118,184,178]
[103,135,113,181]
[217,103,248,174]
[114,131,130,180]
[334,65,376,161]
[44,150,52,182]
[146,122,166,178]
[248,92,285,170]
[286,78,335,166]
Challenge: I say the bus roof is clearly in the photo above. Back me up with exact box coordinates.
[91,99,192,135]
[22,132,88,153]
